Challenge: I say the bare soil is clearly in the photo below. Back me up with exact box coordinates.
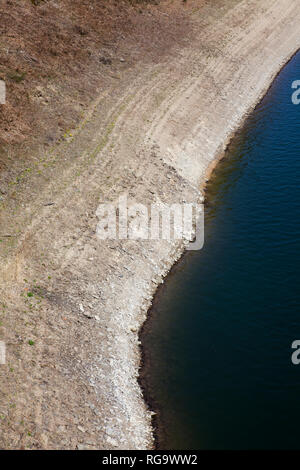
[0,0,192,147]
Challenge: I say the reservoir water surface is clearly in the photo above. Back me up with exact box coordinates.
[141,51,300,450]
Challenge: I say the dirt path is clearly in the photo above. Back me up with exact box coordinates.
[0,0,299,450]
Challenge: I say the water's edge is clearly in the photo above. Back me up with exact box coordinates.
[138,47,300,449]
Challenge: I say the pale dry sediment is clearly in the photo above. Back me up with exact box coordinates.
[0,0,299,450]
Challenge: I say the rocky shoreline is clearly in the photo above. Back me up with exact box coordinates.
[0,0,300,450]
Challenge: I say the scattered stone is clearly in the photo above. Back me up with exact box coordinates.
[77,444,88,450]
[106,436,119,447]
[99,57,112,65]
[83,311,93,319]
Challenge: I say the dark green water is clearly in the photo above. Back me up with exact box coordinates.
[141,51,300,450]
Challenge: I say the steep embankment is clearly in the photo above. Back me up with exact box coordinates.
[0,0,299,450]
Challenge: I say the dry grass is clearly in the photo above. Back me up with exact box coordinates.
[0,0,194,148]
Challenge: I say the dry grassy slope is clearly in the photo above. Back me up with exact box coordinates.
[0,0,192,147]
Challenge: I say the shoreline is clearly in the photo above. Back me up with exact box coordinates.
[1,0,300,450]
[139,46,300,449]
